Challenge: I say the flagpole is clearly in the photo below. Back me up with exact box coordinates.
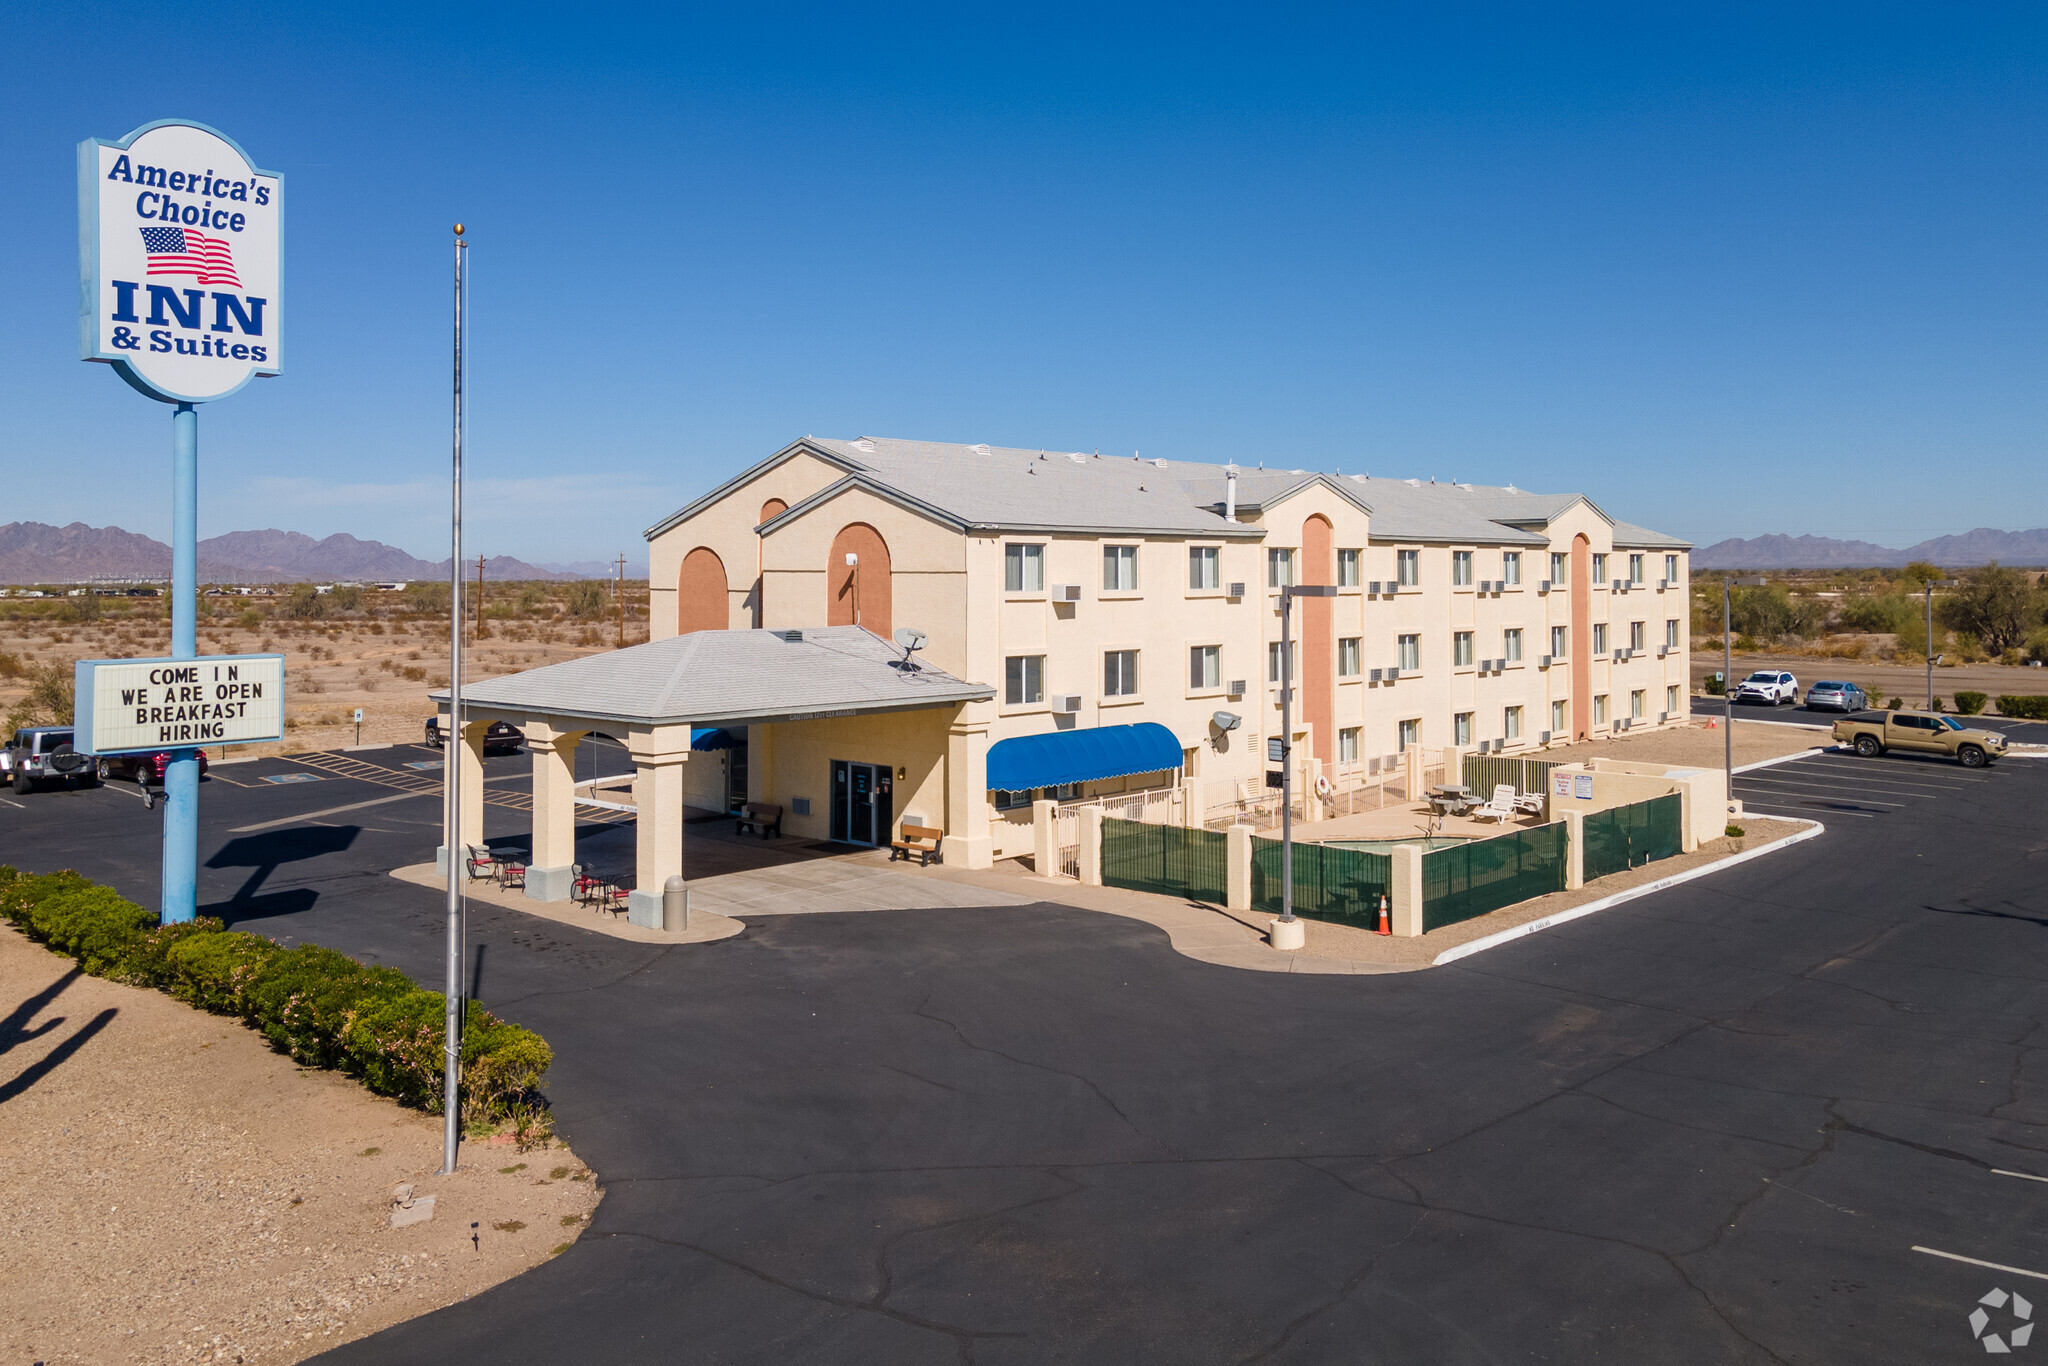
[441,224,467,1175]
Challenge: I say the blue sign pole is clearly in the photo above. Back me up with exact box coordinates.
[160,401,200,923]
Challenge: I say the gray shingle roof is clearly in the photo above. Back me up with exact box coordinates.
[434,626,992,728]
[648,436,1687,549]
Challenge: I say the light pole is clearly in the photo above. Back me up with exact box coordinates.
[441,224,468,1177]
[1722,575,1765,818]
[1924,578,1960,709]
[1276,583,1336,944]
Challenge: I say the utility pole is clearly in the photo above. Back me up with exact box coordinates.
[616,553,627,648]
[441,223,468,1177]
[1925,578,1960,708]
[475,554,486,640]
[1276,583,1336,944]
[1722,575,1765,816]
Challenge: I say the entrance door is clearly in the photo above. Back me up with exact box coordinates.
[725,733,748,813]
[828,760,894,846]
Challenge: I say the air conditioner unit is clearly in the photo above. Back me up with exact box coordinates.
[1538,654,1553,668]
[1539,730,1553,743]
[1385,667,1401,681]
[1369,668,1384,683]
[1658,645,1670,657]
[1616,718,1631,731]
[1613,580,1628,593]
[1474,579,1489,593]
[1658,711,1671,723]
[1052,694,1082,713]
[1227,582,1247,598]
[1368,580,1383,595]
[1051,583,1082,601]
[1657,578,1670,590]
[1227,679,1247,696]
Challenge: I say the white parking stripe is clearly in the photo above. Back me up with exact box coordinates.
[1734,784,1909,806]
[1913,1246,2048,1282]
[1761,763,1976,789]
[1739,768,1962,790]
[1994,1169,2048,1184]
[1737,804,1877,819]
[1736,776,1919,797]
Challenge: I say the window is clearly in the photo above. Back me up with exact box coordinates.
[1338,637,1361,676]
[1004,544,1044,593]
[1454,631,1474,667]
[993,788,1034,810]
[1397,549,1420,586]
[1397,633,1420,670]
[1666,685,1680,715]
[1630,689,1645,720]
[1550,551,1568,583]
[1267,640,1297,683]
[1552,699,1568,733]
[1189,644,1220,690]
[1550,625,1567,657]
[1666,618,1680,649]
[1665,553,1679,582]
[1337,548,1361,586]
[1629,553,1644,584]
[1594,694,1610,725]
[1452,550,1474,586]
[1504,705,1523,740]
[1593,623,1609,654]
[1502,552,1522,585]
[1630,621,1646,652]
[1454,711,1473,746]
[1104,649,1139,697]
[1004,654,1043,705]
[1592,552,1608,584]
[1188,546,1220,590]
[1339,727,1360,764]
[1503,628,1523,663]
[1267,547,1295,588]
[1398,718,1420,750]
[1103,545,1138,592]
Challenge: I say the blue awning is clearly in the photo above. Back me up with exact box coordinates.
[690,727,738,751]
[985,722,1184,793]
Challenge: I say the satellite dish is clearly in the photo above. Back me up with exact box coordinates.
[893,627,929,654]
[1211,711,1242,732]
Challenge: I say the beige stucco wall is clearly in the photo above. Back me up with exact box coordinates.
[748,707,955,846]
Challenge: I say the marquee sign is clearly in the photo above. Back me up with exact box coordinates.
[72,654,285,755]
[78,120,282,404]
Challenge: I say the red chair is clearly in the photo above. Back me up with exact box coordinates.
[572,864,605,907]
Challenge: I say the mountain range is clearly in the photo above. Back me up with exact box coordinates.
[1694,528,2048,569]
[0,521,621,584]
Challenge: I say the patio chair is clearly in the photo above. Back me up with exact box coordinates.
[496,860,528,892]
[1512,789,1546,816]
[571,863,606,907]
[599,880,630,917]
[1471,784,1518,824]
[464,845,497,881]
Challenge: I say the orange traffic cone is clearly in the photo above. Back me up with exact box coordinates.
[1375,894,1391,935]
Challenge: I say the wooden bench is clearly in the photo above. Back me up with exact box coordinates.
[890,824,944,866]
[734,802,783,838]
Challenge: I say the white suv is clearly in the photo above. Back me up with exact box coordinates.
[1732,670,1798,706]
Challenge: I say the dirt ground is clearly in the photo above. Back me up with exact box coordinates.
[1536,717,1827,769]
[0,596,639,760]
[1693,647,2048,711]
[0,923,601,1366]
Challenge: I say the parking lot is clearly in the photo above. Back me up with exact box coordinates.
[1734,745,2010,820]
[1691,693,2048,743]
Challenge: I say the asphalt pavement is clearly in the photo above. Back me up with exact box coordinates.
[5,741,2047,1363]
[1691,693,2048,742]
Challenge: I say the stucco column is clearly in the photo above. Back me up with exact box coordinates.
[1300,758,1324,824]
[1077,805,1104,886]
[1227,823,1252,911]
[1031,798,1058,877]
[747,723,775,804]
[524,720,581,902]
[1443,745,1466,793]
[435,718,489,876]
[1403,744,1424,801]
[1389,843,1424,937]
[1562,809,1585,889]
[626,726,692,928]
[941,718,993,870]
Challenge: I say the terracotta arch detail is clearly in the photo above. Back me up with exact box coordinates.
[1570,534,1592,740]
[1300,515,1335,764]
[827,523,891,637]
[677,547,729,635]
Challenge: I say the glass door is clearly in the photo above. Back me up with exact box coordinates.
[828,760,894,846]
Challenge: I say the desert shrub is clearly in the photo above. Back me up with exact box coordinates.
[1888,696,1904,710]
[565,579,606,618]
[284,583,326,619]
[1839,592,1914,634]
[60,593,101,623]
[0,651,21,679]
[327,585,364,612]
[5,660,76,731]
[236,609,263,629]
[1996,695,2048,720]
[1954,691,1988,716]
[1702,674,1725,696]
[0,867,550,1134]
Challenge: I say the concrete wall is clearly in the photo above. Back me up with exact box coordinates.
[1545,758,1724,851]
[748,706,955,845]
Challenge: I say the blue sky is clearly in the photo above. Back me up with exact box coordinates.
[6,3,2047,563]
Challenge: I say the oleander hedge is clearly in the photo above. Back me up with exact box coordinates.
[1996,695,2048,720]
[0,866,552,1137]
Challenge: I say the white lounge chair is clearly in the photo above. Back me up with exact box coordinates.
[1512,789,1546,815]
[1472,784,1518,824]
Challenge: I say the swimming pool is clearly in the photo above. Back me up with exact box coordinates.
[1316,835,1476,854]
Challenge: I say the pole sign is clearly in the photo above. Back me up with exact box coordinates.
[78,120,282,403]
[73,655,285,755]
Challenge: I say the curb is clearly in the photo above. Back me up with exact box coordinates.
[1733,746,1831,774]
[1432,818,1827,966]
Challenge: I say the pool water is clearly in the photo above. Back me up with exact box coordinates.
[1317,835,1476,854]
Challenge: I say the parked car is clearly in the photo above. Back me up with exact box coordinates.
[97,749,211,786]
[1803,680,1868,713]
[1833,710,2007,767]
[3,727,99,792]
[1732,670,1799,705]
[423,717,525,753]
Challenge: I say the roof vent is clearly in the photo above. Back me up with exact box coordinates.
[1405,478,1420,486]
[970,444,990,454]
[775,629,804,643]
[1068,453,1085,463]
[1153,458,1168,468]
[851,439,875,452]
[1350,474,1369,482]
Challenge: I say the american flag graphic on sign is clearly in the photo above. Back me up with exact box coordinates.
[139,226,242,288]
